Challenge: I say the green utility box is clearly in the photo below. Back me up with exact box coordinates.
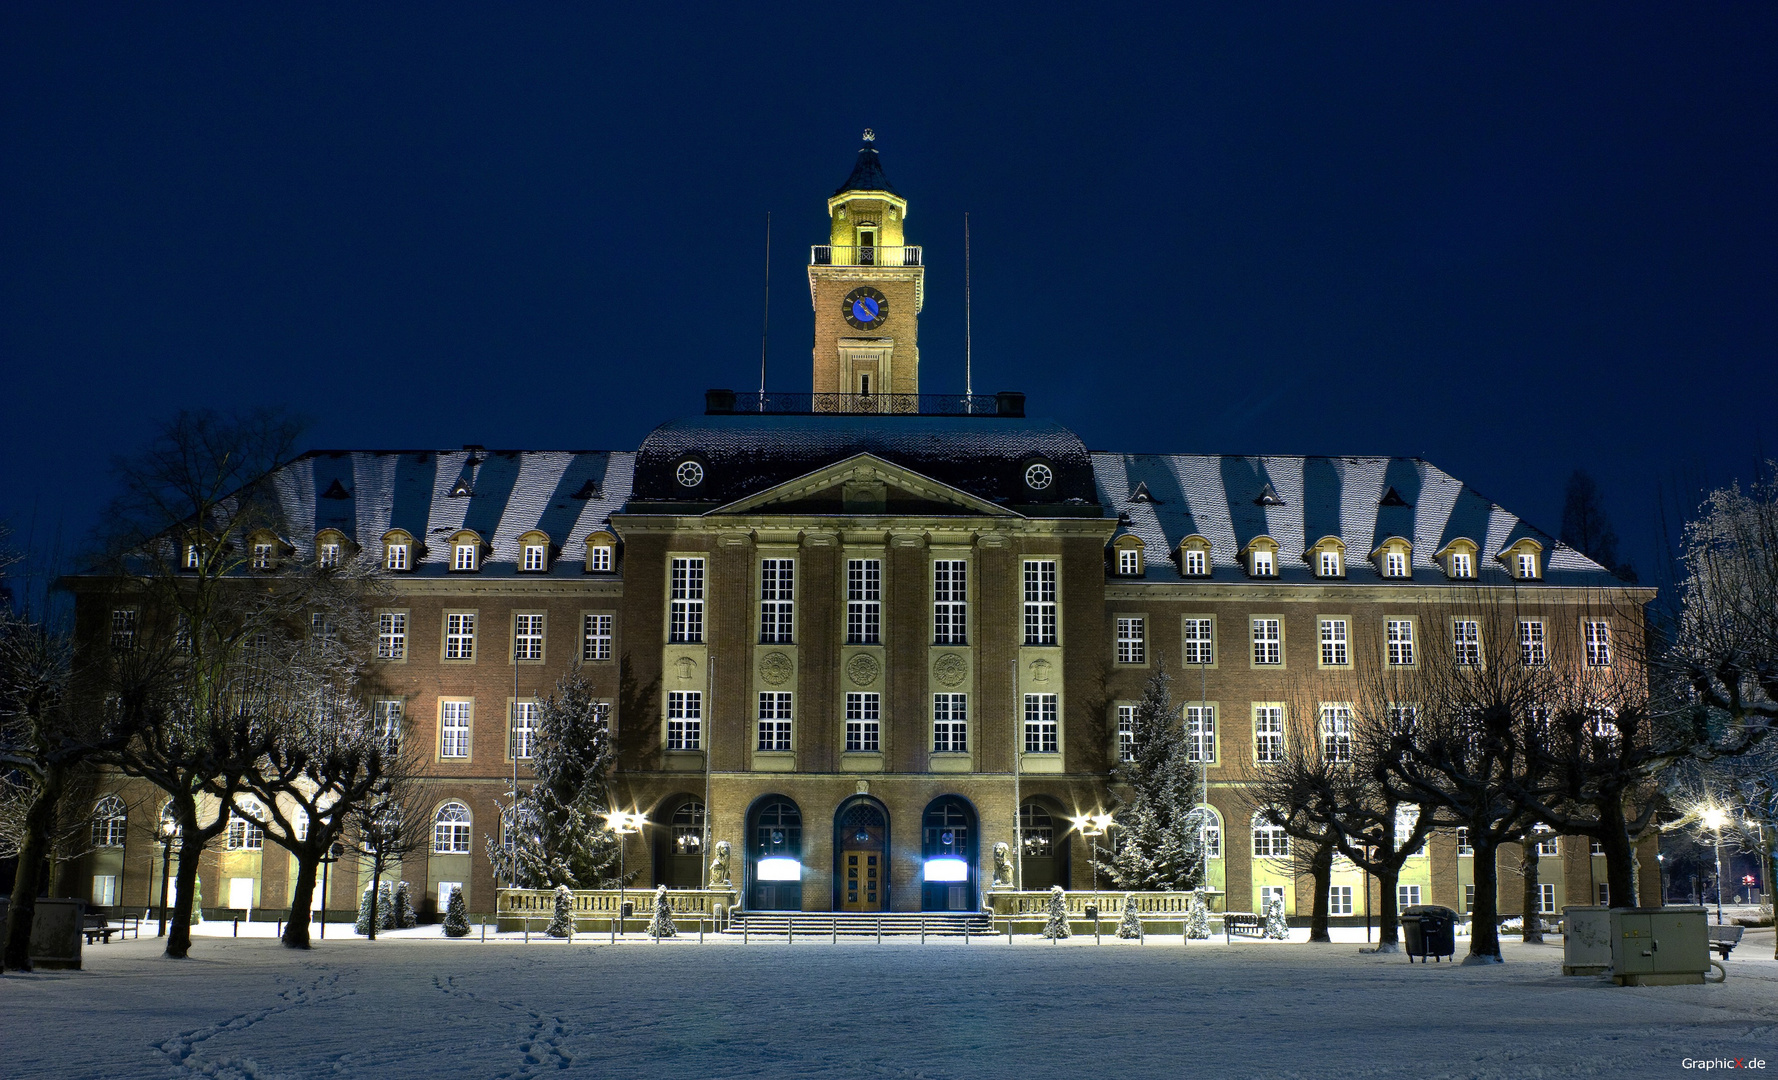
[1609,906,1709,986]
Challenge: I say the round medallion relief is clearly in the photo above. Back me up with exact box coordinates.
[846,653,880,687]
[1029,658,1053,683]
[758,651,793,686]
[933,652,968,688]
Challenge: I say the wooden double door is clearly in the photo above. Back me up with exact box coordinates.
[840,825,886,912]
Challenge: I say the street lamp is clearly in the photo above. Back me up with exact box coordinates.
[1701,806,1728,925]
[1072,812,1115,894]
[604,810,646,935]
[156,815,179,937]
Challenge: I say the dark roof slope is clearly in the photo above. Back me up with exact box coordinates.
[834,146,897,196]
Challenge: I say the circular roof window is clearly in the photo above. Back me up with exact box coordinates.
[1024,463,1054,491]
[676,460,705,488]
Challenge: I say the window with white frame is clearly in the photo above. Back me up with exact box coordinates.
[185,543,201,570]
[1023,693,1059,753]
[1254,706,1284,763]
[110,609,137,650]
[759,559,795,644]
[1385,551,1408,578]
[667,691,702,751]
[1394,805,1421,851]
[513,614,544,661]
[93,874,118,907]
[1456,827,1472,856]
[1585,620,1611,666]
[1535,828,1559,857]
[1536,883,1556,913]
[1252,813,1290,858]
[1597,883,1610,905]
[1117,547,1141,576]
[1520,619,1546,666]
[1318,550,1342,578]
[589,544,613,572]
[669,557,705,643]
[227,800,266,850]
[1250,549,1275,577]
[1117,704,1136,762]
[252,542,274,570]
[1185,704,1215,764]
[1199,809,1222,858]
[1320,705,1353,762]
[1320,618,1348,666]
[1183,547,1208,576]
[933,693,968,753]
[453,542,478,571]
[1259,886,1288,915]
[385,541,409,571]
[1252,618,1281,665]
[1450,551,1474,579]
[1329,886,1353,916]
[1464,884,1476,913]
[1388,704,1418,731]
[511,701,538,759]
[1517,552,1539,580]
[932,560,967,644]
[319,542,341,569]
[445,613,475,660]
[1386,620,1415,665]
[1399,884,1422,909]
[757,692,792,751]
[310,611,338,649]
[846,559,881,645]
[91,796,127,848]
[433,802,472,854]
[845,692,881,753]
[523,543,547,572]
[374,699,402,753]
[1453,619,1480,666]
[1183,618,1214,665]
[1023,560,1058,645]
[440,700,471,758]
[1116,617,1146,664]
[377,612,406,660]
[582,613,612,661]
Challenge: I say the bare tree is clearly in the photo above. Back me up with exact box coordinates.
[1561,469,1634,582]
[345,747,429,942]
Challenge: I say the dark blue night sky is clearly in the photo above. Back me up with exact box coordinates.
[4,5,1774,586]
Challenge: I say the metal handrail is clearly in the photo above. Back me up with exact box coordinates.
[710,391,1018,417]
[811,244,923,267]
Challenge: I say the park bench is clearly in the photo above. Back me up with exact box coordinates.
[1222,912,1265,942]
[81,912,140,944]
[1709,924,1744,959]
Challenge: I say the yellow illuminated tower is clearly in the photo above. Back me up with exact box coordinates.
[808,130,923,405]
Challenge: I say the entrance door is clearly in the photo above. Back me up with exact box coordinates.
[837,801,888,912]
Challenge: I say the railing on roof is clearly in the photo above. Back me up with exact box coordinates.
[705,390,1023,417]
[810,244,922,267]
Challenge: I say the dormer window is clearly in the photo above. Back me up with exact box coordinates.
[517,530,552,573]
[386,543,408,571]
[1307,537,1346,579]
[1385,552,1407,578]
[1178,535,1211,577]
[314,529,350,570]
[1372,538,1413,580]
[1451,552,1473,578]
[251,543,274,570]
[319,543,340,568]
[1499,538,1544,581]
[454,543,478,571]
[1436,539,1479,580]
[523,544,546,571]
[591,546,612,571]
[1241,537,1280,578]
[382,529,415,572]
[584,530,618,573]
[1252,550,1274,576]
[1319,551,1341,577]
[1112,536,1144,577]
[184,544,201,571]
[1517,552,1538,579]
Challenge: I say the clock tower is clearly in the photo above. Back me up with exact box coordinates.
[808,131,923,406]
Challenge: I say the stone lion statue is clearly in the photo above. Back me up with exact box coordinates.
[708,840,732,887]
[991,841,1014,887]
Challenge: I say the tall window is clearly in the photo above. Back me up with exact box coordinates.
[582,614,612,661]
[445,613,476,660]
[1454,620,1480,666]
[1386,620,1414,666]
[1394,805,1421,850]
[374,700,402,754]
[845,692,881,752]
[1320,705,1353,762]
[110,609,137,650]
[669,557,706,643]
[1456,827,1473,856]
[1020,802,1054,857]
[846,559,881,645]
[1535,828,1559,856]
[1385,551,1407,578]
[1252,618,1281,665]
[1520,620,1547,666]
[1116,617,1146,664]
[1184,704,1215,764]
[1329,886,1353,915]
[433,802,472,854]
[1023,560,1058,645]
[757,692,792,752]
[377,612,407,660]
[1023,694,1059,753]
[932,560,967,644]
[453,542,478,571]
[1536,883,1556,914]
[1450,551,1474,578]
[1184,548,1207,576]
[1199,809,1222,859]
[1254,706,1284,763]
[385,542,408,571]
[91,796,127,848]
[1117,704,1136,762]
[511,701,538,759]
[1117,548,1140,576]
[523,543,547,572]
[227,800,265,850]
[1252,812,1290,858]
[1585,620,1612,666]
[667,691,702,751]
[1183,618,1214,665]
[1318,550,1342,577]
[759,559,795,644]
[513,614,544,661]
[932,693,968,753]
[440,700,471,758]
[1319,619,1348,666]
[588,544,613,572]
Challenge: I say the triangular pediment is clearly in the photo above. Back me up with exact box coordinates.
[710,454,1019,518]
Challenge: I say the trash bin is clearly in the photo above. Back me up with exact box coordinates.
[1403,904,1457,963]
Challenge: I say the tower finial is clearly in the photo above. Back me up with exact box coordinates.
[861,128,875,143]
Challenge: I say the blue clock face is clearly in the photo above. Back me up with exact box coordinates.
[842,286,889,330]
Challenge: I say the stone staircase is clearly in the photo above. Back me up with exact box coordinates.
[725,910,994,940]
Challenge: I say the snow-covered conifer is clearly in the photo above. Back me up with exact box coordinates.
[1183,890,1211,939]
[647,885,677,939]
[442,886,470,938]
[355,883,375,936]
[1042,885,1070,940]
[546,885,575,938]
[1097,664,1205,891]
[394,881,417,929]
[1116,893,1142,939]
[1264,896,1289,940]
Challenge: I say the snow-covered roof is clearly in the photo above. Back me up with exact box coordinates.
[1092,453,1614,586]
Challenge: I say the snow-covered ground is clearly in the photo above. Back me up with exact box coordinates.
[3,925,1775,1079]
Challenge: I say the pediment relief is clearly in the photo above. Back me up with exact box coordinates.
[709,454,1018,518]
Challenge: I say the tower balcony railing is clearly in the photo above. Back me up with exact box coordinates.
[811,244,922,267]
[706,389,1024,417]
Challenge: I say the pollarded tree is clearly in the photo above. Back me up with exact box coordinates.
[1097,664,1205,891]
[486,667,622,890]
[344,756,428,943]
